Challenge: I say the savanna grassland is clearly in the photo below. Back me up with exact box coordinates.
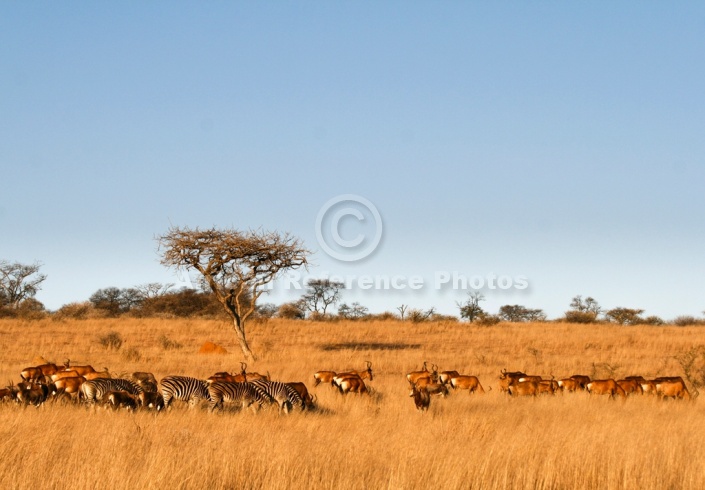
[1,317,704,490]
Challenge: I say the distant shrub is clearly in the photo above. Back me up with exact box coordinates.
[476,314,501,326]
[278,301,306,320]
[53,302,102,320]
[98,331,123,350]
[122,346,141,362]
[159,334,183,351]
[363,311,398,322]
[638,315,665,326]
[135,288,223,318]
[672,316,704,327]
[564,311,599,324]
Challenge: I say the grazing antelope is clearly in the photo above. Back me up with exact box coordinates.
[286,382,315,410]
[132,372,158,386]
[449,375,485,394]
[624,376,656,395]
[138,391,165,411]
[407,362,438,386]
[16,383,49,406]
[410,386,431,412]
[439,370,460,385]
[105,391,139,410]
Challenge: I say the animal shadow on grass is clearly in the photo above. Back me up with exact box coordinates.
[319,342,421,352]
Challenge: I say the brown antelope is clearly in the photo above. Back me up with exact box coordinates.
[20,366,44,384]
[654,378,691,400]
[569,375,591,390]
[617,379,644,395]
[63,360,96,377]
[412,378,449,397]
[52,370,81,381]
[439,370,460,385]
[83,368,111,381]
[557,378,581,392]
[105,391,139,410]
[132,372,158,386]
[337,361,373,382]
[36,363,60,376]
[313,371,337,387]
[498,369,528,393]
[537,378,558,395]
[286,382,315,409]
[407,362,439,386]
[508,379,539,397]
[53,376,86,397]
[138,391,165,411]
[624,376,656,395]
[410,386,431,412]
[586,379,626,398]
[449,375,485,394]
[335,374,369,395]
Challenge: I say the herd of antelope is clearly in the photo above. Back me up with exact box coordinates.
[405,362,694,411]
[0,358,694,414]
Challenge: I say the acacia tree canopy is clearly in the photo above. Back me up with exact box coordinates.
[157,226,310,360]
[0,261,47,308]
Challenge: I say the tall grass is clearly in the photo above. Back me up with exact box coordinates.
[1,318,704,489]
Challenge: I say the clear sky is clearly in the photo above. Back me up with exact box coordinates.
[2,3,704,319]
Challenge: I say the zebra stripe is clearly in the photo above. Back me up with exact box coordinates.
[207,381,271,412]
[81,378,143,404]
[249,379,304,413]
[160,376,211,408]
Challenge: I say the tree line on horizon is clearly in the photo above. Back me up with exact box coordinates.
[2,259,704,328]
[3,226,705,360]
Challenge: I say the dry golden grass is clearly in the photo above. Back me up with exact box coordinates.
[1,317,705,489]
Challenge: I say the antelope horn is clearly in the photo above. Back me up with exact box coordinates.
[365,360,372,369]
[240,362,247,373]
[422,361,428,371]
[64,359,70,367]
[501,368,507,375]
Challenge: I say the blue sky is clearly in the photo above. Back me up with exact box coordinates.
[1,3,704,319]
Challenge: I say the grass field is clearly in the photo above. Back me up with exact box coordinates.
[1,317,704,489]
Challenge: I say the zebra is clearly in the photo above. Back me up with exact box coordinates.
[207,381,272,413]
[80,378,143,404]
[250,379,305,413]
[160,376,211,409]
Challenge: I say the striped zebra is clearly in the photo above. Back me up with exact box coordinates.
[250,379,304,413]
[80,378,143,404]
[207,381,272,413]
[160,376,211,409]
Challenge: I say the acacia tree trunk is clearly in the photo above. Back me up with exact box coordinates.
[232,316,255,361]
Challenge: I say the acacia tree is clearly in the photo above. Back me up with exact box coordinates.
[158,226,309,360]
[0,261,47,308]
[301,278,345,316]
[456,291,485,322]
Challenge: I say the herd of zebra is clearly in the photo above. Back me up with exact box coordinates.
[1,360,315,413]
[0,358,694,414]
